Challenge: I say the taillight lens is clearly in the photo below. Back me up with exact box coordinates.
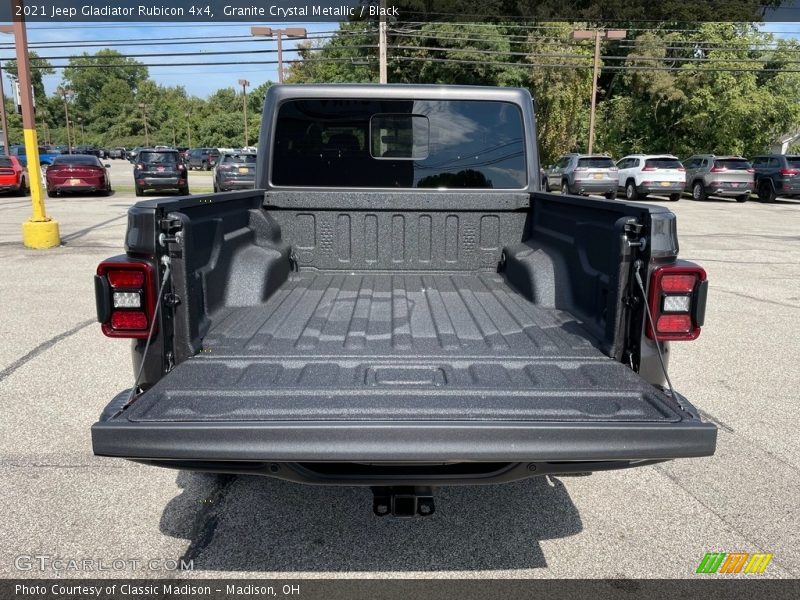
[136,163,144,170]
[780,168,798,176]
[677,166,686,172]
[641,166,657,171]
[710,166,726,173]
[647,262,708,341]
[96,259,157,339]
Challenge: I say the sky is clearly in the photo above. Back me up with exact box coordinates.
[1,21,799,100]
[0,22,334,99]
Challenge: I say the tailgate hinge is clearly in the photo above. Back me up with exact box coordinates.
[158,215,184,247]
[624,220,647,250]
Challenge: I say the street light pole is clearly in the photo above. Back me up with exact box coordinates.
[0,60,9,154]
[251,26,307,84]
[57,86,73,153]
[138,102,149,146]
[2,7,59,248]
[379,0,387,83]
[570,29,627,155]
[238,79,250,146]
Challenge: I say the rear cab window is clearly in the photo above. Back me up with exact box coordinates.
[271,99,527,189]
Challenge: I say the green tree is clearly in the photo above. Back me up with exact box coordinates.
[62,50,148,114]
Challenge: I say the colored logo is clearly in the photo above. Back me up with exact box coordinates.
[696,552,773,574]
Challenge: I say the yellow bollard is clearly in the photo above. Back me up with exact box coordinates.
[21,128,60,249]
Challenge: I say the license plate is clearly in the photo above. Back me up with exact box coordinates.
[69,178,81,185]
[593,173,603,179]
[157,167,165,172]
[660,181,670,187]
[730,183,740,187]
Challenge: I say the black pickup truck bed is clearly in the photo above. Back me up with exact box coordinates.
[94,269,713,464]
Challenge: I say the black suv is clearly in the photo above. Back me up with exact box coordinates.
[751,154,800,202]
[134,149,189,196]
[213,151,257,192]
[186,147,221,171]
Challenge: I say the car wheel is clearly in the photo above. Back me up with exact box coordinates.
[201,161,208,171]
[560,181,570,195]
[758,181,777,203]
[605,190,617,200]
[669,193,681,202]
[736,193,749,203]
[46,188,56,198]
[213,182,219,193]
[135,185,143,197]
[625,180,638,200]
[692,181,707,201]
[15,177,28,196]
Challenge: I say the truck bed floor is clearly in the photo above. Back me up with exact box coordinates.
[122,272,686,425]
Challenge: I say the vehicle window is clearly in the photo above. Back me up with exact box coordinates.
[370,114,429,160]
[751,157,765,167]
[139,151,178,163]
[632,159,640,168]
[0,158,13,168]
[52,155,99,165]
[786,157,800,168]
[768,157,781,168]
[223,154,257,164]
[577,157,615,168]
[15,146,25,156]
[554,157,569,169]
[616,158,629,169]
[714,159,751,170]
[272,99,526,189]
[645,157,682,169]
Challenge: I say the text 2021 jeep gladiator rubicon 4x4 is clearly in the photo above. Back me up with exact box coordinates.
[92,85,716,517]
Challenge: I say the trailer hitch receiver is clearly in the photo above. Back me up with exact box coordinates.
[372,487,435,518]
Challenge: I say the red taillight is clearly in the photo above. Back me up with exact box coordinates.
[780,168,798,176]
[641,166,657,171]
[111,311,148,330]
[747,168,755,173]
[677,166,685,172]
[96,259,157,339]
[106,270,145,288]
[710,166,726,173]
[177,163,185,171]
[647,262,708,342]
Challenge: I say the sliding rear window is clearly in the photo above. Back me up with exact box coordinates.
[272,99,526,189]
[645,158,682,169]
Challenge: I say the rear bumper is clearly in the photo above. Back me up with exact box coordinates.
[638,183,684,194]
[571,180,617,194]
[218,178,255,190]
[705,184,752,196]
[139,177,185,188]
[92,392,717,465]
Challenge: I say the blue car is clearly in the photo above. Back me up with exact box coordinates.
[3,144,60,167]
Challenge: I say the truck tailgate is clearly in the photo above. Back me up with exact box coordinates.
[92,272,716,462]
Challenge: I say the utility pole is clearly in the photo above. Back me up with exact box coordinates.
[0,60,9,154]
[170,121,176,147]
[77,117,84,145]
[2,7,59,248]
[251,26,307,84]
[57,86,73,153]
[238,79,250,146]
[570,29,626,155]
[185,111,191,148]
[379,0,387,83]
[138,102,149,146]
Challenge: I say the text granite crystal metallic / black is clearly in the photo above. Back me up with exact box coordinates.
[91,84,716,517]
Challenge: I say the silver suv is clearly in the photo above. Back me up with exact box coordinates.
[544,153,618,199]
[682,155,753,202]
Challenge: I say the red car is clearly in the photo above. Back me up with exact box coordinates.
[0,156,29,195]
[46,154,111,197]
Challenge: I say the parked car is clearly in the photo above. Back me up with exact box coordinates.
[127,147,144,162]
[108,147,127,160]
[0,155,29,195]
[4,144,60,167]
[213,151,257,192]
[133,148,188,196]
[45,154,111,197]
[750,154,800,203]
[68,146,102,158]
[186,147,221,170]
[682,155,753,202]
[92,84,716,517]
[544,153,618,199]
[616,154,685,201]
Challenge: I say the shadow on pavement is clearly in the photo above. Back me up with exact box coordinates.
[160,470,583,572]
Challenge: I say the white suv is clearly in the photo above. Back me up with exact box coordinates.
[616,154,685,201]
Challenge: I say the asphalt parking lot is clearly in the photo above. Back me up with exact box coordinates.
[0,189,798,579]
